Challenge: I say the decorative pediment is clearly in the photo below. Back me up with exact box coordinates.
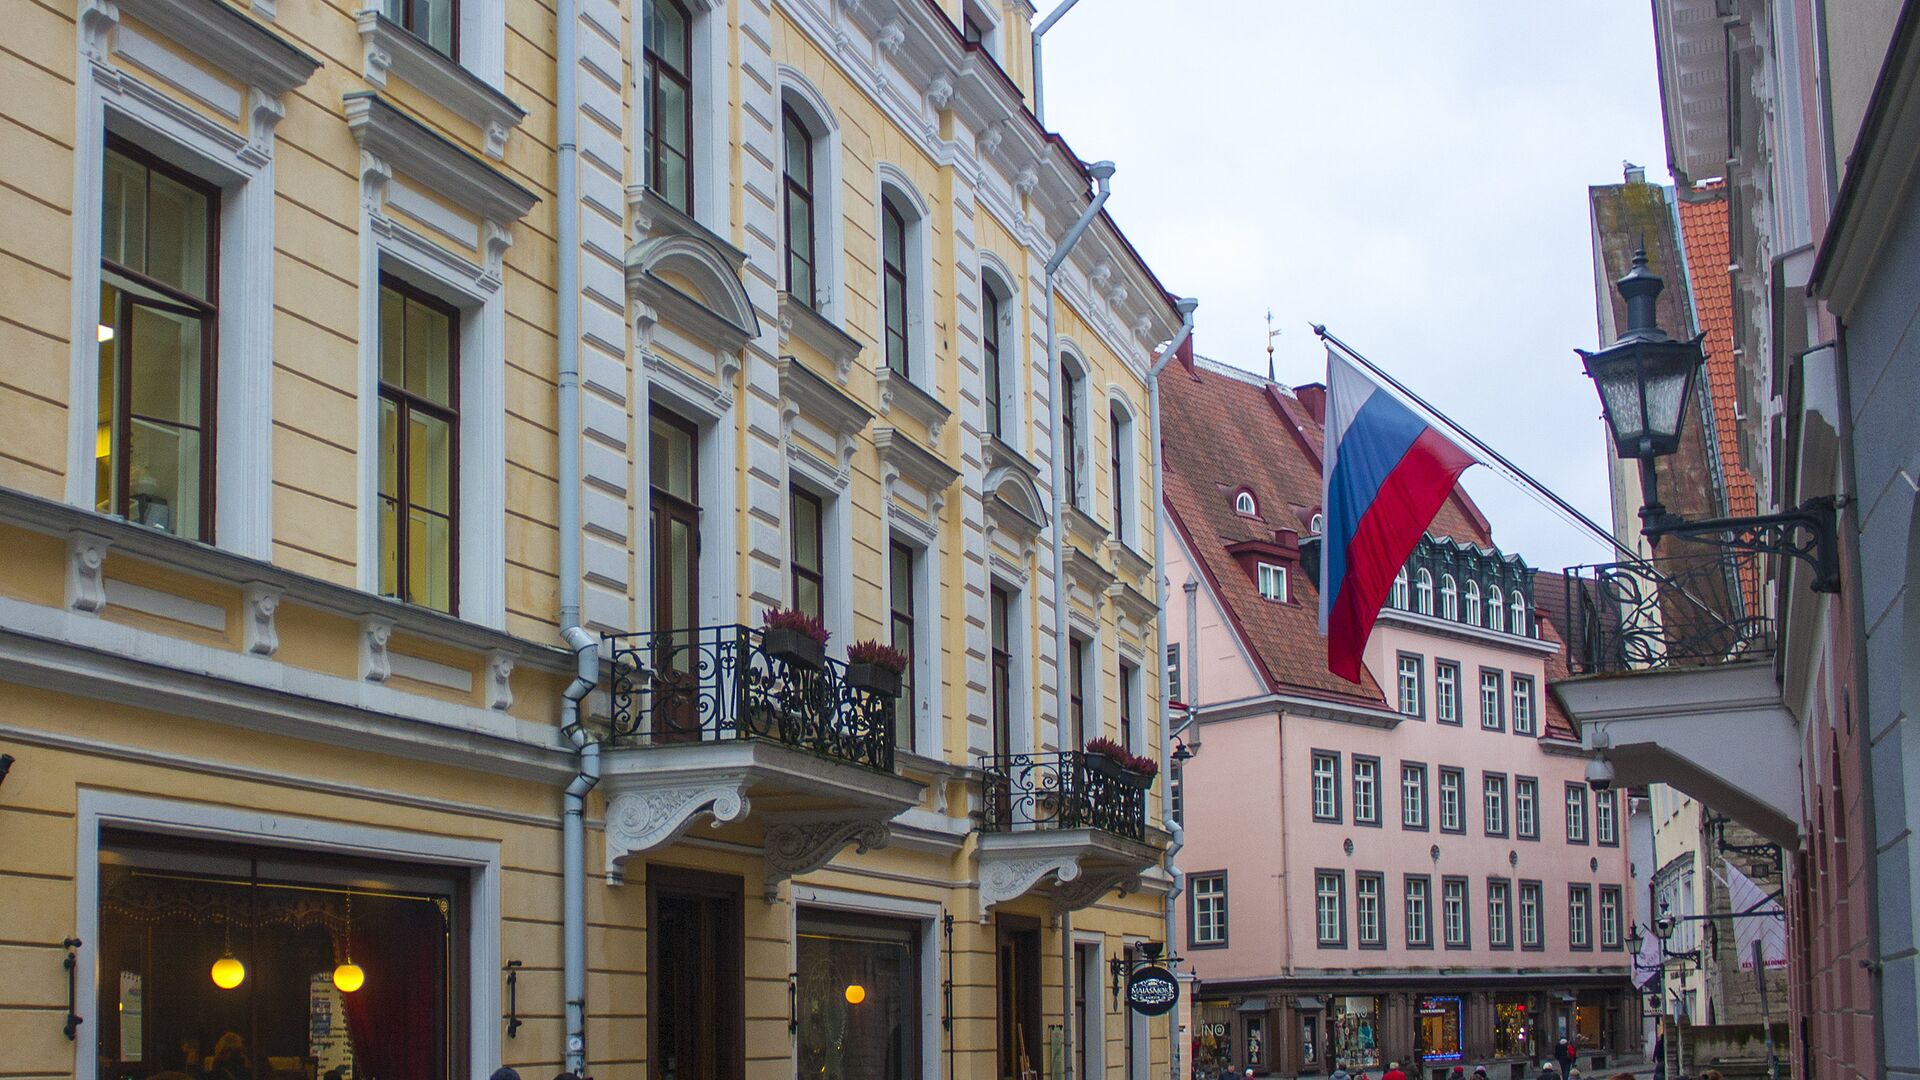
[345,92,538,228]
[872,425,958,512]
[1106,537,1153,582]
[779,292,866,383]
[778,355,872,472]
[627,232,760,353]
[872,365,952,443]
[1064,504,1109,547]
[357,11,525,160]
[985,465,1048,550]
[1106,580,1160,638]
[1064,546,1117,609]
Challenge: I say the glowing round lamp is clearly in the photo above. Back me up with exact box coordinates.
[332,961,366,994]
[843,984,866,1005]
[211,951,246,990]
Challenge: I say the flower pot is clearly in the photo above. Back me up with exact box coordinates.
[1084,752,1127,781]
[763,627,826,670]
[1119,769,1155,791]
[846,662,902,697]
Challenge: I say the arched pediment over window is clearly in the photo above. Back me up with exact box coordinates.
[985,461,1049,545]
[627,231,760,352]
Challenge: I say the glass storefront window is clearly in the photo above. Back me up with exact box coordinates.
[1493,995,1534,1059]
[797,913,921,1078]
[1330,995,1384,1070]
[95,831,462,1080]
[1194,1001,1234,1079]
[1417,995,1464,1063]
[1574,997,1610,1051]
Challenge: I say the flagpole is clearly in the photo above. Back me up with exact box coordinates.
[1313,324,1642,564]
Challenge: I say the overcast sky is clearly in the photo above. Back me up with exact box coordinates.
[1044,1,1670,573]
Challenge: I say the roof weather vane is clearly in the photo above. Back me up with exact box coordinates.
[1266,309,1281,382]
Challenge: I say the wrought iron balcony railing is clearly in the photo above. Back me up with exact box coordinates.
[605,624,896,772]
[1561,546,1771,675]
[977,751,1149,842]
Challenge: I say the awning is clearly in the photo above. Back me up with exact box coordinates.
[1295,996,1324,1011]
[1236,996,1270,1013]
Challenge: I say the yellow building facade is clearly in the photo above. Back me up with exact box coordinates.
[0,0,1186,1078]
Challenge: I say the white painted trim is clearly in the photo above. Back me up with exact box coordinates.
[390,649,477,692]
[786,455,852,652]
[978,255,1024,441]
[103,578,227,631]
[776,66,847,323]
[886,523,943,758]
[1107,388,1139,548]
[789,886,943,1080]
[875,163,936,391]
[71,791,502,1080]
[1058,345,1091,511]
[641,353,740,630]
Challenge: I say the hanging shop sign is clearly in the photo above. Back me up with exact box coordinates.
[1127,964,1180,1016]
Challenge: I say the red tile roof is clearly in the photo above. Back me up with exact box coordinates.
[1676,191,1758,519]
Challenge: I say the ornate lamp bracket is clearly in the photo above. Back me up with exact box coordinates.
[1643,493,1843,594]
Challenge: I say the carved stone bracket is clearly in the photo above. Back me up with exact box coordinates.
[243,582,282,656]
[603,779,753,883]
[762,813,893,902]
[359,616,394,683]
[66,531,112,614]
[485,649,515,711]
[978,853,1080,916]
[1050,868,1141,914]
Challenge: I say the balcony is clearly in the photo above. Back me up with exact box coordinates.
[973,751,1163,913]
[1552,549,1798,845]
[597,624,922,896]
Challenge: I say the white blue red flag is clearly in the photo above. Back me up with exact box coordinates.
[1318,349,1476,682]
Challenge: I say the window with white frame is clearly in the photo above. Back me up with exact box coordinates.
[1311,752,1340,822]
[1520,881,1543,948]
[1440,574,1458,620]
[377,277,460,612]
[1511,675,1536,735]
[881,194,912,376]
[1392,567,1410,609]
[1061,354,1088,510]
[982,276,1011,439]
[1600,885,1623,948]
[1165,642,1182,707]
[1443,878,1469,947]
[1191,873,1227,946]
[1438,768,1464,832]
[1488,586,1506,631]
[1488,879,1511,948]
[1510,589,1529,636]
[1234,489,1257,516]
[1356,873,1384,947]
[1405,876,1431,947]
[1465,580,1481,623]
[1110,400,1137,544]
[889,540,918,751]
[1480,669,1504,730]
[780,104,817,308]
[1316,871,1345,946]
[1596,790,1618,845]
[1515,777,1538,839]
[1353,758,1379,826]
[643,0,695,214]
[1483,774,1507,836]
[1566,784,1589,843]
[1257,562,1288,602]
[1414,568,1434,614]
[1569,884,1592,949]
[1310,511,1324,535]
[1401,764,1427,829]
[384,0,458,55]
[1397,655,1423,716]
[1436,662,1460,724]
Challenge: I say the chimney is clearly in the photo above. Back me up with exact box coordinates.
[1295,382,1327,424]
[1623,161,1647,185]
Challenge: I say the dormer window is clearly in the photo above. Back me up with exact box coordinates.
[1234,489,1257,516]
[1414,569,1434,615]
[1309,512,1324,536]
[1257,562,1288,602]
[1465,580,1482,624]
[1488,587,1506,632]
[1440,574,1458,620]
[1392,567,1410,610]
[1511,589,1529,636]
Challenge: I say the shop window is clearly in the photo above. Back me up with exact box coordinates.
[1417,995,1465,1064]
[1194,1001,1234,1078]
[797,912,921,1078]
[1493,994,1535,1058]
[95,831,463,1080]
[1329,995,1384,1070]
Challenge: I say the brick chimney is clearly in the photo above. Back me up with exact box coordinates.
[1295,382,1327,424]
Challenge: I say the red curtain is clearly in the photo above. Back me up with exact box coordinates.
[338,898,444,1080]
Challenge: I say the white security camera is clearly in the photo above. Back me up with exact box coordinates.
[1586,756,1616,792]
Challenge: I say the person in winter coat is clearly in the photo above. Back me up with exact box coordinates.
[1555,1038,1577,1074]
[1330,1063,1354,1080]
[1382,1062,1410,1080]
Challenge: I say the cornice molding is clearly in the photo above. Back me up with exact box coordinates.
[778,355,873,471]
[872,425,960,508]
[109,0,320,100]
[778,292,866,381]
[873,364,952,443]
[357,12,525,161]
[344,92,538,226]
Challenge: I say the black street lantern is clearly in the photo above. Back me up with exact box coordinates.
[1576,244,1842,593]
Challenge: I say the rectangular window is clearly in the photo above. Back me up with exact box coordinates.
[650,408,699,640]
[1316,871,1345,947]
[1519,881,1543,949]
[1569,885,1592,949]
[1566,783,1589,844]
[882,199,910,376]
[1166,643,1182,706]
[1258,562,1288,602]
[1062,366,1081,508]
[1170,762,1183,827]
[1111,411,1128,538]
[1404,875,1431,947]
[1353,756,1379,826]
[1118,660,1138,751]
[1483,773,1507,837]
[384,0,457,56]
[1515,777,1539,840]
[789,486,825,621]
[1397,654,1423,717]
[98,139,220,543]
[1068,635,1088,750]
[1190,873,1227,946]
[1488,878,1512,949]
[642,0,694,214]
[1438,768,1464,833]
[377,277,460,613]
[1511,675,1536,735]
[1600,885,1623,949]
[1596,790,1618,845]
[781,106,816,308]
[990,586,1013,759]
[1479,669,1504,730]
[1356,873,1384,947]
[1443,877,1469,948]
[983,286,1004,439]
[1312,751,1342,822]
[797,911,922,1078]
[1435,662,1460,724]
[889,541,917,749]
[1401,763,1427,830]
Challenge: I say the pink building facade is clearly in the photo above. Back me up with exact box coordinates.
[1160,357,1635,1078]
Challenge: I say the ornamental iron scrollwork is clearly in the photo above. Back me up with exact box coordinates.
[1562,545,1773,675]
[976,751,1148,842]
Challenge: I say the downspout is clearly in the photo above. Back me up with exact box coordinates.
[1148,301,1196,1080]
[1028,0,1086,127]
[1044,161,1112,1080]
[554,0,596,1072]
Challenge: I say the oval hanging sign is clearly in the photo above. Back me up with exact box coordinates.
[1127,964,1179,1016]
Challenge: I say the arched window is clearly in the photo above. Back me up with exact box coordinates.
[643,0,695,214]
[1110,397,1138,544]
[1414,569,1434,615]
[1510,589,1528,636]
[1234,490,1257,516]
[1392,567,1410,610]
[780,106,816,307]
[1310,512,1324,535]
[1465,580,1481,624]
[981,275,1010,440]
[1440,574,1458,620]
[1488,587,1506,632]
[1061,354,1087,509]
[881,195,911,376]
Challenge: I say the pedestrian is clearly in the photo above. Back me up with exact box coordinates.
[1330,1061,1353,1080]
[1449,1066,1466,1080]
[1538,1062,1561,1080]
[1652,1029,1667,1080]
[489,1070,520,1080]
[1555,1037,1577,1075]
[1383,1061,1410,1080]
[1473,1067,1490,1080]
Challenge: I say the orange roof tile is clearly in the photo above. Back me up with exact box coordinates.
[1676,191,1758,519]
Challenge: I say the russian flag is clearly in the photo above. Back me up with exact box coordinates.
[1318,349,1476,683]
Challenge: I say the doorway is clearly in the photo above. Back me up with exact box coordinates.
[647,866,742,1080]
[997,915,1042,1080]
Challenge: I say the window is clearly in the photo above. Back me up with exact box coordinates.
[1397,654,1423,717]
[1356,873,1385,947]
[963,10,989,43]
[97,139,219,542]
[1569,885,1592,949]
[1118,661,1139,751]
[797,912,922,1078]
[1519,881,1543,948]
[1511,676,1536,736]
[1413,568,1434,614]
[1511,589,1528,636]
[1435,662,1460,724]
[881,196,911,375]
[1392,567,1410,609]
[1440,574,1458,620]
[384,0,457,56]
[1165,643,1182,706]
[650,408,700,640]
[1566,784,1589,844]
[1479,669,1504,730]
[781,105,817,307]
[1311,751,1341,821]
[1438,768,1464,833]
[1488,587,1506,631]
[1483,774,1507,837]
[1488,879,1512,948]
[1596,790,1618,845]
[1465,580,1481,624]
[1316,871,1345,946]
[1401,764,1427,829]
[1257,562,1288,602]
[1062,360,1084,509]
[642,0,694,214]
[1110,407,1132,540]
[1170,761,1184,827]
[1234,490,1257,516]
[1068,636,1088,749]
[1515,777,1539,840]
[1191,873,1227,946]
[1599,885,1623,949]
[1442,878,1469,948]
[377,277,460,612]
[1404,876,1431,947]
[982,284,1006,438]
[789,486,824,621]
[889,541,917,748]
[1353,757,1380,826]
[990,586,1013,758]
[1310,511,1324,535]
